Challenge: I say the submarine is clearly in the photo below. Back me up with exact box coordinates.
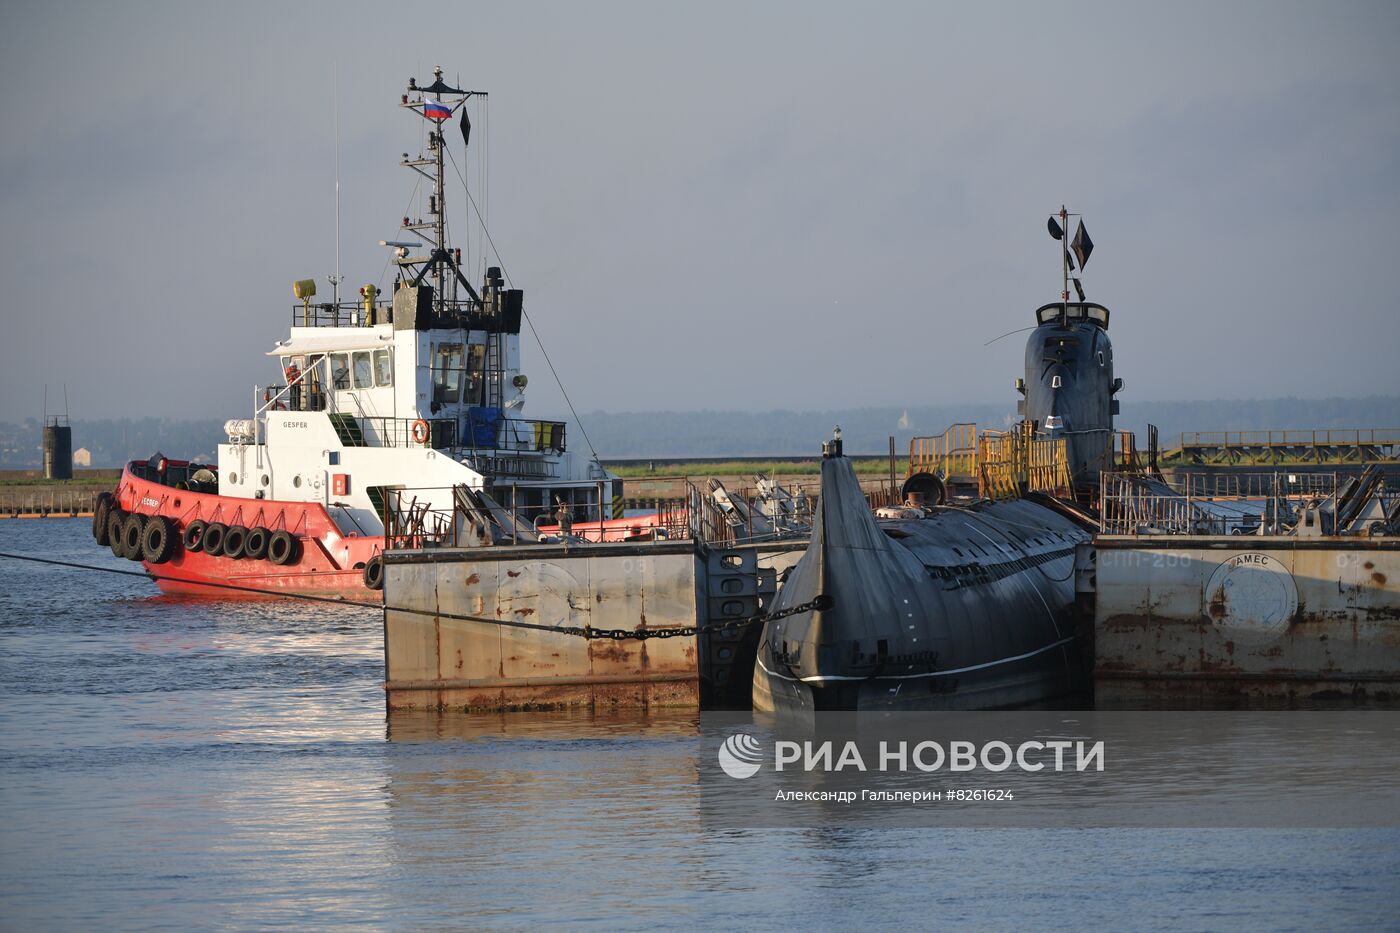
[752,208,1126,712]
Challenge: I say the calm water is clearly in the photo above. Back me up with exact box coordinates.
[2,519,1397,931]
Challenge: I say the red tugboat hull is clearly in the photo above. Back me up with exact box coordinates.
[106,462,382,599]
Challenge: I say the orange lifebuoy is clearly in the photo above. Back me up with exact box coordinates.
[411,419,430,445]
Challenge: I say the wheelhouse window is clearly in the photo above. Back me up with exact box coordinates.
[373,349,392,387]
[431,343,465,405]
[329,353,351,390]
[465,344,487,406]
[352,351,373,389]
[305,354,326,410]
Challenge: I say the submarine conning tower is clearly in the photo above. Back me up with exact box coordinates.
[1015,206,1123,495]
[1018,300,1121,489]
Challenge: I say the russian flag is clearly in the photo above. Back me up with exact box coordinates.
[423,99,451,121]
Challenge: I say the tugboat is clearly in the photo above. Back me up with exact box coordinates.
[752,208,1123,711]
[89,68,632,596]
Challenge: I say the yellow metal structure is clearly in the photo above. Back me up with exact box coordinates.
[907,423,978,481]
[976,423,1073,501]
[909,422,1075,501]
[293,278,317,326]
[361,284,379,323]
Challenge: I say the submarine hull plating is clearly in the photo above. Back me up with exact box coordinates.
[753,456,1093,713]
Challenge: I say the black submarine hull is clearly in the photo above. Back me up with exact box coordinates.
[752,455,1094,713]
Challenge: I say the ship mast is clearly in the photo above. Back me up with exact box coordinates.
[397,66,486,314]
[1046,205,1091,317]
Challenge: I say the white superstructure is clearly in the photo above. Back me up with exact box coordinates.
[216,68,615,535]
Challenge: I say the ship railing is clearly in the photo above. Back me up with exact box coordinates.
[908,423,978,481]
[307,414,566,457]
[1173,470,1339,500]
[288,300,394,328]
[467,418,566,455]
[909,422,1084,500]
[287,297,512,330]
[978,423,1074,500]
[1098,470,1345,536]
[384,472,916,551]
[383,482,656,549]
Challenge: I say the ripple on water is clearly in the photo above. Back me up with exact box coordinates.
[2,518,1398,931]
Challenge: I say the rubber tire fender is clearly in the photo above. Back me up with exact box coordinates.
[141,516,176,564]
[222,525,248,560]
[267,530,299,566]
[363,555,385,591]
[107,510,128,558]
[202,522,228,558]
[121,513,146,562]
[182,520,208,553]
[93,492,114,544]
[242,527,270,561]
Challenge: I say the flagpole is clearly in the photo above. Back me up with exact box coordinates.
[1060,205,1069,307]
[331,60,343,307]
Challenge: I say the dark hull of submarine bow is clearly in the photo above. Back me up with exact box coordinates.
[752,455,1094,713]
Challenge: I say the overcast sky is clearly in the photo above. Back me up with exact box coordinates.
[1,0,1397,424]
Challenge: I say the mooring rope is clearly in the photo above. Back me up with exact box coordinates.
[0,551,828,641]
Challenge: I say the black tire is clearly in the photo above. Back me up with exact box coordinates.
[202,522,227,557]
[363,555,384,590]
[141,516,176,564]
[93,493,114,545]
[267,530,299,566]
[121,513,146,562]
[107,510,128,558]
[182,520,208,553]
[222,525,248,560]
[242,526,270,561]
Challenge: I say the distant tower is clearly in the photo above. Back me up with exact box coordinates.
[43,417,72,479]
[42,385,73,480]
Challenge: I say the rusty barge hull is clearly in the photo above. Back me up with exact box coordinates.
[382,540,803,712]
[1089,536,1400,707]
[383,541,702,711]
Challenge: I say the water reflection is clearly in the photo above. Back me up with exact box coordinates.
[3,520,1399,930]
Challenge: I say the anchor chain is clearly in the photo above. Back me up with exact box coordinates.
[559,592,834,641]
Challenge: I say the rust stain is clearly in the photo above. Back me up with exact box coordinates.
[589,642,632,663]
[1373,572,1387,585]
[465,573,479,585]
[456,648,463,672]
[506,569,521,578]
[1364,561,1375,570]
[514,607,536,617]
[1198,655,1240,674]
